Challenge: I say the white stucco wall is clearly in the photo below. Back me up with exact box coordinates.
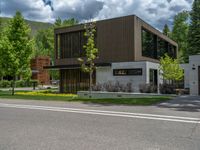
[189,55,200,95]
[180,64,190,89]
[96,61,160,92]
[181,55,200,95]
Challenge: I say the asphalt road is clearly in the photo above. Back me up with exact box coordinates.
[0,96,200,150]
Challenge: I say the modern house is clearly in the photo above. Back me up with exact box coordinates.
[45,15,178,93]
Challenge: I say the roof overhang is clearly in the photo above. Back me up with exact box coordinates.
[43,63,111,70]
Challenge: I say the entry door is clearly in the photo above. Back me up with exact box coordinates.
[198,66,200,95]
[149,69,158,93]
[149,69,158,86]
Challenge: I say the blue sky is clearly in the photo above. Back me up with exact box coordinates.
[0,0,193,30]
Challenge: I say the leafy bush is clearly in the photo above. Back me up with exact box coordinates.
[15,80,26,87]
[0,80,11,88]
[0,80,39,88]
[160,84,176,94]
[29,80,39,86]
[92,81,134,93]
[139,84,157,93]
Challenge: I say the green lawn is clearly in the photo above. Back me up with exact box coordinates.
[0,90,172,106]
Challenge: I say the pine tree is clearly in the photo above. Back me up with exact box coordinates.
[171,11,189,62]
[163,24,170,37]
[188,0,200,57]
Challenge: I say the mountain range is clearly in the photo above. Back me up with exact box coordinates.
[0,17,53,36]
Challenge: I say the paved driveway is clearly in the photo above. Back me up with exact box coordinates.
[158,96,200,112]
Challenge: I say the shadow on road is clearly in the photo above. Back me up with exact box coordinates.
[157,96,200,112]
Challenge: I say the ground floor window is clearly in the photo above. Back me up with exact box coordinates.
[60,69,96,93]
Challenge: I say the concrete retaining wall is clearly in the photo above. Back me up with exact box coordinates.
[77,91,171,99]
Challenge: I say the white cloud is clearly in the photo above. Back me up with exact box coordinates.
[1,0,53,22]
[1,0,193,29]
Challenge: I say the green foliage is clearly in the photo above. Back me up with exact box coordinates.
[78,22,99,95]
[0,80,11,88]
[0,17,52,36]
[54,17,78,28]
[159,54,184,81]
[0,80,39,88]
[34,27,54,58]
[0,11,34,94]
[162,24,171,37]
[78,22,98,73]
[171,11,189,62]
[0,18,5,79]
[188,0,200,57]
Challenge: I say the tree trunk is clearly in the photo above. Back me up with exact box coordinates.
[89,70,93,98]
[11,77,16,96]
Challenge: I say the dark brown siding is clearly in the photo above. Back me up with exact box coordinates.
[54,15,178,66]
[55,15,135,66]
[96,16,135,63]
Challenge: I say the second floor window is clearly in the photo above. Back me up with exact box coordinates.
[142,28,177,59]
[56,30,87,59]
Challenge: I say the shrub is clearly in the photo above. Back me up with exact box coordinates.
[15,80,26,87]
[30,80,39,86]
[24,80,39,87]
[92,83,103,91]
[139,84,157,93]
[159,84,176,94]
[16,90,77,97]
[92,81,134,93]
[0,80,11,88]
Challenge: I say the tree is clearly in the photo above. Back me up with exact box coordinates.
[34,28,54,58]
[54,17,62,27]
[171,11,189,62]
[54,17,78,28]
[159,54,184,83]
[188,0,200,57]
[78,22,99,97]
[0,30,8,81]
[163,24,170,37]
[3,11,33,95]
[0,17,4,80]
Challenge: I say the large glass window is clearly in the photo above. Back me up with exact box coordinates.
[142,29,157,59]
[56,31,87,59]
[113,68,143,76]
[142,28,177,59]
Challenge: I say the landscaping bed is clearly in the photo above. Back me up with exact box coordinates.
[0,90,172,106]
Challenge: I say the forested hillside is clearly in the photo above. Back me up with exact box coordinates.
[0,17,52,35]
